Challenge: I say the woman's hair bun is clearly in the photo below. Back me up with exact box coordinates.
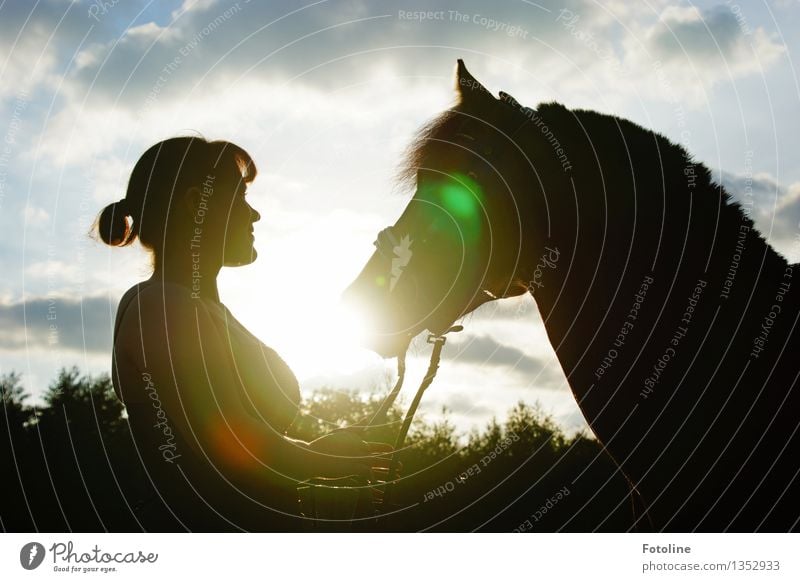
[96,199,134,247]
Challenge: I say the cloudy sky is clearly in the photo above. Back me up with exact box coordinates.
[1,0,799,435]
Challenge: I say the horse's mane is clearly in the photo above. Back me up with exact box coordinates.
[399,98,789,272]
[396,108,465,190]
[543,102,788,270]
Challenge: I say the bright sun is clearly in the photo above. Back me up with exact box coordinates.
[226,215,386,383]
[231,294,374,383]
[268,297,381,381]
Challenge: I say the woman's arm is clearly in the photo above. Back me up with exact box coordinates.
[118,282,372,489]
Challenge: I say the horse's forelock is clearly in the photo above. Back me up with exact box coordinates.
[395,107,469,191]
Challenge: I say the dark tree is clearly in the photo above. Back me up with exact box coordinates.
[1,370,633,532]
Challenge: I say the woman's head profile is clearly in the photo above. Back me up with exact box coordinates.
[96,136,260,269]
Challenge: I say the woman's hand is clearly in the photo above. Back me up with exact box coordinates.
[307,430,393,481]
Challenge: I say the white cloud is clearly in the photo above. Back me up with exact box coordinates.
[125,21,173,42]
[24,260,79,281]
[172,0,220,20]
[443,333,563,384]
[22,205,50,227]
[621,4,786,105]
[0,20,58,100]
[720,170,800,261]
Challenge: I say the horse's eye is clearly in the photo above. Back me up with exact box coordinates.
[415,172,484,247]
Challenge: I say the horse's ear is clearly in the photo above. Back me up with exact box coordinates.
[455,59,494,104]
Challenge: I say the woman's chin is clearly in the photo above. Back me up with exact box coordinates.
[223,246,257,267]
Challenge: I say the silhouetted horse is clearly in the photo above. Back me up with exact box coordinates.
[344,60,800,532]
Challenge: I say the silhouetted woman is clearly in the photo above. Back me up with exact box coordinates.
[97,137,387,531]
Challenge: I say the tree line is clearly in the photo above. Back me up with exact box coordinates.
[0,368,635,531]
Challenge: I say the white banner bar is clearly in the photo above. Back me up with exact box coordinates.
[1,533,798,581]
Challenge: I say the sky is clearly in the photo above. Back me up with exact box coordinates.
[1,0,799,436]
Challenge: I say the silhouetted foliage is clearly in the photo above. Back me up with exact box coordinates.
[1,371,31,431]
[1,369,634,532]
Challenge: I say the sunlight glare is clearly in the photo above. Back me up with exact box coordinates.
[278,298,376,379]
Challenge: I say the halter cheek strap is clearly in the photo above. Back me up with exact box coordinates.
[372,97,538,304]
[374,227,400,258]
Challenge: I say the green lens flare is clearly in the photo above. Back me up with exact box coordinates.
[421,172,484,246]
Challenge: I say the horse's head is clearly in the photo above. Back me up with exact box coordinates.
[344,60,549,357]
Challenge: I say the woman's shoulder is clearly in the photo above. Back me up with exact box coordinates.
[116,279,217,340]
[120,279,212,313]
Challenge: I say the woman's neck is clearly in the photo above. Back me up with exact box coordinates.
[151,252,222,303]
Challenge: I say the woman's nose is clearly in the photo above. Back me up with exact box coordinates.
[250,206,261,222]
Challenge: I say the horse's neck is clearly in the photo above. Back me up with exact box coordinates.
[513,107,800,529]
[527,185,792,405]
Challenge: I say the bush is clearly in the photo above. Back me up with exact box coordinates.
[0,369,634,531]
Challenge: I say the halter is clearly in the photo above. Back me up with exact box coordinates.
[373,226,401,259]
[361,100,538,462]
[298,99,539,526]
[298,325,461,527]
[367,325,463,513]
[370,99,537,305]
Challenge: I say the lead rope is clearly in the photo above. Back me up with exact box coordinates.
[368,352,406,428]
[375,325,463,511]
